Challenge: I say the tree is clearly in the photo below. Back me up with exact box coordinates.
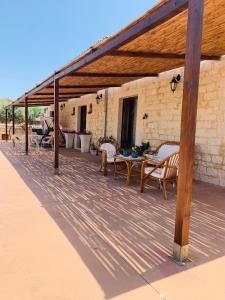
[0,105,45,125]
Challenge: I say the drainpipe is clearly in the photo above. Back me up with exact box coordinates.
[104,89,108,138]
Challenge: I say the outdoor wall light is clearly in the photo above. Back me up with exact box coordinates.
[170,74,181,93]
[143,113,148,120]
[60,103,65,111]
[96,94,103,104]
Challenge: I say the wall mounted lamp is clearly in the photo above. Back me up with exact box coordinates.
[143,113,148,120]
[60,103,65,111]
[170,74,181,93]
[96,93,103,104]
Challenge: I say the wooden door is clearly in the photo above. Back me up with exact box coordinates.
[121,97,137,149]
[80,106,87,132]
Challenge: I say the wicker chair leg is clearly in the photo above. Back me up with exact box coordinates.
[101,151,108,176]
[103,162,108,176]
[140,177,145,193]
[162,180,168,200]
[159,180,162,190]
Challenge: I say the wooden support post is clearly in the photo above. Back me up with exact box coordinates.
[5,108,8,141]
[25,94,29,155]
[54,78,59,174]
[12,105,15,135]
[173,0,204,262]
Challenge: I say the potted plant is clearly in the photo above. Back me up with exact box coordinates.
[123,149,131,157]
[90,143,98,155]
[130,142,150,157]
[131,146,139,158]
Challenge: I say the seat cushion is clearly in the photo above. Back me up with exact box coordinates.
[144,167,164,179]
[157,144,179,159]
[107,157,123,163]
[145,154,163,163]
[100,143,116,160]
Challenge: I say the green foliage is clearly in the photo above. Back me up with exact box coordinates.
[0,104,45,124]
[28,106,44,123]
[131,142,150,156]
[97,136,117,147]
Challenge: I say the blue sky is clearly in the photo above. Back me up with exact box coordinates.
[0,0,158,100]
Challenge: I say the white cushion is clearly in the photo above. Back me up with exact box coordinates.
[100,143,116,159]
[145,154,163,163]
[107,157,123,163]
[144,167,164,179]
[157,144,179,159]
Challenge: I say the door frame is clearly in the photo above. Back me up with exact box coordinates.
[76,105,87,132]
[117,95,138,147]
[75,105,87,149]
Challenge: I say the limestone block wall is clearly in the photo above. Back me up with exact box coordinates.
[47,58,225,187]
[47,93,106,143]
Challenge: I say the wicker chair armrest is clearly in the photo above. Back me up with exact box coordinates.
[141,161,162,176]
[142,158,163,167]
[143,148,158,155]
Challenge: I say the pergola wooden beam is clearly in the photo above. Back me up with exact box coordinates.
[35,92,92,96]
[108,50,220,61]
[26,97,82,100]
[46,84,121,89]
[24,94,29,155]
[5,108,8,141]
[16,0,188,101]
[23,102,54,105]
[16,103,52,107]
[12,106,15,135]
[173,0,204,262]
[68,72,158,78]
[56,0,188,80]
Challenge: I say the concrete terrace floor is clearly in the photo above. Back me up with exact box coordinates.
[0,141,225,300]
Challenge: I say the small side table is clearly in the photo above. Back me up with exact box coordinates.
[114,155,145,185]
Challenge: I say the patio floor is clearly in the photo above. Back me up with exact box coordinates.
[0,141,225,300]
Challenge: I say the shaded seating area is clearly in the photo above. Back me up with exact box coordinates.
[4,0,225,263]
[140,151,179,200]
[1,140,225,299]
[98,137,121,176]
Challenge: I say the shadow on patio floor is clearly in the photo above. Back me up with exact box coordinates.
[2,142,225,299]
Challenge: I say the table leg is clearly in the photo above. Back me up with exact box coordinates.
[126,161,132,185]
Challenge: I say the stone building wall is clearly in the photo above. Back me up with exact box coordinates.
[47,58,225,187]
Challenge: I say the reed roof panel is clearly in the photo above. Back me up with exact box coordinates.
[14,0,225,106]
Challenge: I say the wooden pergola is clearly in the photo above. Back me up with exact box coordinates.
[7,0,225,262]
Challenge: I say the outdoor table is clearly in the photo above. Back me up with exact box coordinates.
[113,154,146,185]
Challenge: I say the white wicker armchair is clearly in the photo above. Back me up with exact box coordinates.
[99,142,122,176]
[141,144,179,200]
